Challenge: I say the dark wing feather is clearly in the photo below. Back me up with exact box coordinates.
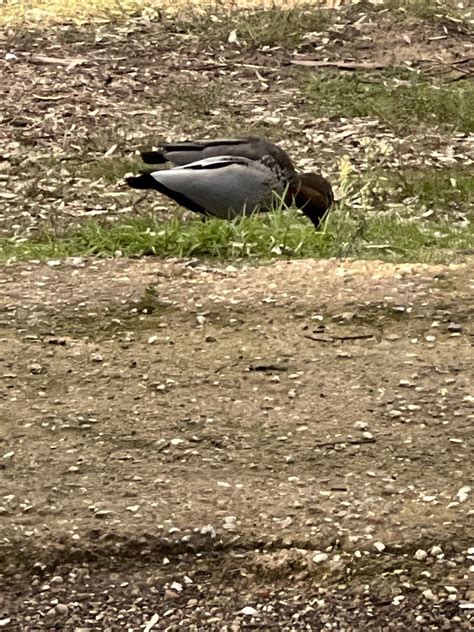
[140,137,296,179]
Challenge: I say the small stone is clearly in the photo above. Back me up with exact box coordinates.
[90,353,103,363]
[422,588,437,601]
[200,525,216,537]
[263,116,281,125]
[457,486,471,502]
[414,549,427,561]
[55,604,69,616]
[205,335,217,342]
[336,351,352,358]
[28,363,44,374]
[312,552,329,563]
[388,410,402,418]
[223,515,237,531]
[94,509,114,518]
[431,545,443,556]
[239,606,259,616]
[69,256,85,267]
[170,438,184,446]
[373,542,386,553]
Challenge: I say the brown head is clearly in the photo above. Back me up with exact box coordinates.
[292,173,334,229]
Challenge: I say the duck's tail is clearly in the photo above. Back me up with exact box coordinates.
[125,172,160,190]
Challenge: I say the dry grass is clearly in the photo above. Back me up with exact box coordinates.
[2,0,471,26]
[2,0,470,26]
[0,0,352,25]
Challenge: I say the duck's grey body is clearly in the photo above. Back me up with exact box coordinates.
[127,155,287,219]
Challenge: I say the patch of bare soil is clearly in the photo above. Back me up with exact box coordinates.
[1,257,473,629]
[1,8,473,236]
[301,10,473,69]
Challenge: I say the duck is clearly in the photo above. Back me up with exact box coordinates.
[125,137,333,228]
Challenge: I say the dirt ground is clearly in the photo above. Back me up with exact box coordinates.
[1,257,473,629]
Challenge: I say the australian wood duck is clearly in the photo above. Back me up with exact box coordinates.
[125,137,333,228]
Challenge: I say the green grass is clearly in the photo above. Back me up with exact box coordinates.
[175,6,333,49]
[79,156,142,183]
[2,207,472,265]
[302,72,474,133]
[351,168,473,216]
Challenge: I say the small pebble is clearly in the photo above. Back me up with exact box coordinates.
[313,552,329,563]
[422,589,437,601]
[239,606,259,616]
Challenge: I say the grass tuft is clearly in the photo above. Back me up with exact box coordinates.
[175,5,333,48]
[349,168,473,218]
[376,0,473,24]
[302,71,474,133]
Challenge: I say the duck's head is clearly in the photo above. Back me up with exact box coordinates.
[293,173,334,229]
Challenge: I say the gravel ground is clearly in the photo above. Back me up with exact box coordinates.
[1,256,473,629]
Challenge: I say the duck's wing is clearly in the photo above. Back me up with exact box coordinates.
[140,138,260,165]
[126,155,281,219]
[140,137,295,176]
